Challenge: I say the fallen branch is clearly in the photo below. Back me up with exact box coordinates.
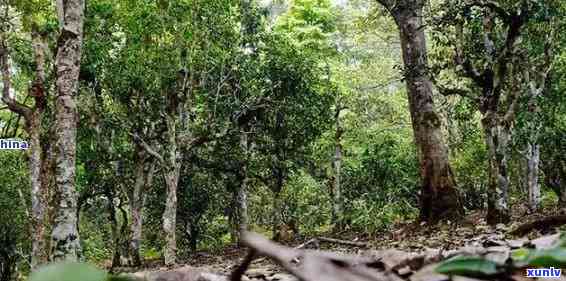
[509,215,566,236]
[296,238,320,250]
[318,237,371,248]
[251,237,320,265]
[229,249,257,281]
[241,232,398,281]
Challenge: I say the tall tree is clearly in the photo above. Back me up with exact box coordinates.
[520,25,554,212]
[51,0,85,261]
[432,0,541,223]
[0,4,51,266]
[375,0,462,221]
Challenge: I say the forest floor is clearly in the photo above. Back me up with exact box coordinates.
[178,205,565,271]
[122,205,566,281]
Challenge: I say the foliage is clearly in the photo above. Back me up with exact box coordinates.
[29,262,133,281]
[437,235,566,278]
[436,256,500,277]
[0,152,29,280]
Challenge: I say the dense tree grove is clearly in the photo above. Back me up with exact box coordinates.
[0,0,566,278]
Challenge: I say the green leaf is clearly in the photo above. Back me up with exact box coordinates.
[435,256,500,277]
[511,248,531,262]
[527,248,566,267]
[29,262,107,281]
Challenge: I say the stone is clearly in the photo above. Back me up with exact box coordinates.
[484,246,510,265]
[506,238,528,249]
[410,264,449,281]
[530,234,560,249]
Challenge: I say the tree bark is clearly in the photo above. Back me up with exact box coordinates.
[271,191,284,241]
[331,106,344,228]
[29,27,49,268]
[522,29,553,213]
[163,114,180,266]
[525,143,540,212]
[380,0,462,221]
[233,128,250,244]
[51,0,85,261]
[129,146,155,266]
[544,159,566,207]
[29,112,47,267]
[448,4,528,224]
[482,115,511,223]
[1,26,50,267]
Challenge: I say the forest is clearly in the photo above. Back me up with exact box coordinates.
[1,0,566,280]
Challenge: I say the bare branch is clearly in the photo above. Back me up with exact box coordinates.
[354,77,402,92]
[131,133,164,164]
[436,84,480,103]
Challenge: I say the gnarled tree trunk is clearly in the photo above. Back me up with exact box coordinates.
[129,146,155,266]
[482,115,512,223]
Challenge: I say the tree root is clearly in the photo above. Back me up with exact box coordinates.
[509,214,566,236]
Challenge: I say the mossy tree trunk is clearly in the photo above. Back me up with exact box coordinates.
[377,0,462,222]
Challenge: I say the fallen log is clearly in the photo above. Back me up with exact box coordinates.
[509,214,566,236]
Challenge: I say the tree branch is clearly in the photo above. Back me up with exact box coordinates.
[0,37,30,119]
[454,24,485,86]
[436,84,480,103]
[131,133,164,164]
[375,0,394,11]
[464,0,511,22]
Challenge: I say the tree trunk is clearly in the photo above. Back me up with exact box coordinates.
[525,143,540,212]
[51,0,85,261]
[163,114,180,266]
[41,135,56,259]
[163,171,178,266]
[544,158,566,208]
[271,191,283,241]
[29,112,47,267]
[482,114,511,224]
[130,157,145,266]
[107,189,121,268]
[331,106,343,228]
[29,26,49,269]
[129,147,155,266]
[388,0,462,222]
[1,22,50,268]
[233,129,250,244]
